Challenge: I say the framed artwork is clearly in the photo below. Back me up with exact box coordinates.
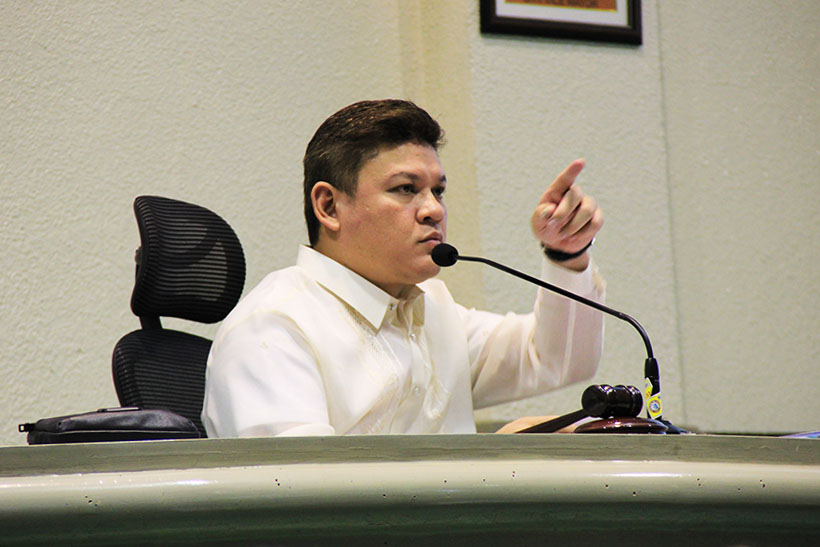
[480,0,642,45]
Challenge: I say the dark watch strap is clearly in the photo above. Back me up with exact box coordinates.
[542,239,594,262]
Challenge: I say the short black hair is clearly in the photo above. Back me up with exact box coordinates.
[303,99,444,246]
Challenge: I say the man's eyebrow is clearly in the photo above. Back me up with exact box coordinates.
[388,172,447,183]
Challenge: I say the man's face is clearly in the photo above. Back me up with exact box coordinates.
[334,142,447,297]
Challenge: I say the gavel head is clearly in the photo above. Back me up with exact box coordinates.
[581,384,643,418]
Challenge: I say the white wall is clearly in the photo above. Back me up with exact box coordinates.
[659,1,820,432]
[1,1,817,445]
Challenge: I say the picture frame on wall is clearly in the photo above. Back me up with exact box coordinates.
[479,0,642,45]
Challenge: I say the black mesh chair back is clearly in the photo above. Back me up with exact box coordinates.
[112,195,246,436]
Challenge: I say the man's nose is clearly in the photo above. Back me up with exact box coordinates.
[418,190,445,224]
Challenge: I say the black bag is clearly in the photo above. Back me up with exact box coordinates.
[18,407,201,444]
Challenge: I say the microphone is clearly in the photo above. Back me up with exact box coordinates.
[432,243,683,433]
[431,243,459,267]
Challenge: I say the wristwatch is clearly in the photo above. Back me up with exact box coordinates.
[542,239,594,262]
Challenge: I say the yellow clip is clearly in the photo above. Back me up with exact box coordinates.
[644,378,662,419]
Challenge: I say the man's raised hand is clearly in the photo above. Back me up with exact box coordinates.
[531,159,603,270]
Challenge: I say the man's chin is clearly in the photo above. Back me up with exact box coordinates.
[414,263,441,283]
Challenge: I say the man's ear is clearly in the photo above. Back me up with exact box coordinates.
[311,181,341,234]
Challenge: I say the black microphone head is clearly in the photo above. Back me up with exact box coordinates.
[431,243,459,267]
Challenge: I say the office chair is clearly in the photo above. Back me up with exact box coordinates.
[111,195,246,437]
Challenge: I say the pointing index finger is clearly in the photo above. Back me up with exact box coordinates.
[543,158,585,202]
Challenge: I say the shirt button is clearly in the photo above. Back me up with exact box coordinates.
[409,333,416,340]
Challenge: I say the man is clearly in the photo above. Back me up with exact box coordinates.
[202,99,605,437]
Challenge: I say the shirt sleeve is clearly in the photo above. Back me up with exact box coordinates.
[201,311,336,438]
[465,257,606,409]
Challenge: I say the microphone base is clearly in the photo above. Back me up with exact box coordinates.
[574,417,669,434]
[658,419,689,435]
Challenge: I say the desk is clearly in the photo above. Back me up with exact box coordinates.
[1,434,818,545]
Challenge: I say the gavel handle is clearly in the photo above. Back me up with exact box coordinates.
[516,408,589,434]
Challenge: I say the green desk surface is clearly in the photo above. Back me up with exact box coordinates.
[1,434,818,546]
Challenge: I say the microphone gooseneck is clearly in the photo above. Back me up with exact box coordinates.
[432,243,655,358]
[432,242,678,431]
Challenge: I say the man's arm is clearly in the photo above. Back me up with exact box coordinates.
[466,256,605,409]
[468,159,606,409]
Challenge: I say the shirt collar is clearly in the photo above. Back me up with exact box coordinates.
[296,245,425,330]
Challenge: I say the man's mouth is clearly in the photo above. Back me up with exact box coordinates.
[420,232,443,244]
